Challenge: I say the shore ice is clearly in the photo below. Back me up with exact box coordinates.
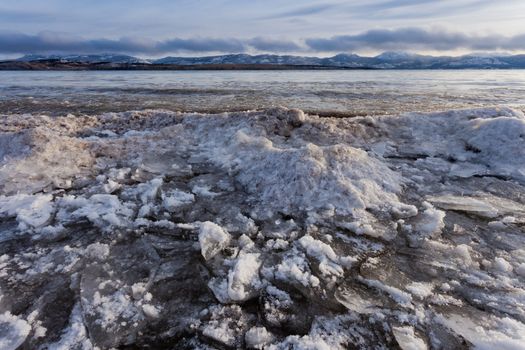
[0,106,524,348]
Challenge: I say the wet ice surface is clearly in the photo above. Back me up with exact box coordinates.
[2,70,525,116]
[0,106,525,349]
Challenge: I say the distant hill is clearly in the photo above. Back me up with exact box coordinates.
[150,52,525,68]
[16,54,150,64]
[2,52,525,69]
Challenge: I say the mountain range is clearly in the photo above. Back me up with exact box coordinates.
[6,52,525,69]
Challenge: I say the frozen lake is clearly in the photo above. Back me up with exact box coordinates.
[1,69,525,115]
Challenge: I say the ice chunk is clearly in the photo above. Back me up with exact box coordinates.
[200,305,252,348]
[392,326,427,350]
[273,252,320,288]
[198,221,231,260]
[142,304,161,318]
[466,115,525,181]
[227,252,262,301]
[124,177,163,204]
[268,335,331,350]
[298,235,338,261]
[415,204,445,237]
[85,243,110,261]
[428,195,498,218]
[265,238,289,250]
[428,194,525,221]
[44,303,93,350]
[339,221,376,237]
[335,286,383,314]
[298,235,356,279]
[437,312,525,350]
[454,244,473,267]
[493,257,513,273]
[57,194,134,229]
[34,224,66,241]
[90,290,142,328]
[0,312,31,350]
[0,194,54,230]
[202,320,235,346]
[162,189,194,211]
[409,203,446,246]
[0,127,92,194]
[103,179,121,193]
[192,184,221,197]
[208,251,263,303]
[516,263,525,277]
[245,326,274,349]
[360,278,413,306]
[82,287,144,348]
[380,106,525,182]
[406,282,434,299]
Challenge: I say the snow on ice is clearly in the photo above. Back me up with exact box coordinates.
[0,106,524,348]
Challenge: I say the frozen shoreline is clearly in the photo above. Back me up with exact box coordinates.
[1,106,525,349]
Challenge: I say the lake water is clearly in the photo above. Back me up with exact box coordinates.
[1,69,525,115]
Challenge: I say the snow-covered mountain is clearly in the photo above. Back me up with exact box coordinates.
[14,52,525,69]
[153,52,525,68]
[17,54,151,64]
[375,51,423,61]
[152,54,322,65]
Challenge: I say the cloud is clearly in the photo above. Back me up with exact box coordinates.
[247,37,302,52]
[1,28,525,56]
[0,31,299,55]
[0,9,56,22]
[305,27,525,52]
[359,0,497,20]
[259,3,336,19]
[158,37,245,53]
[0,31,247,54]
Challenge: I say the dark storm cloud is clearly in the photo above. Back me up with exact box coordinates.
[305,28,525,52]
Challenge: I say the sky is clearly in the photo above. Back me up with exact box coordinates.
[1,0,525,58]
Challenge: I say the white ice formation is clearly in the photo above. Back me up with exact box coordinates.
[0,106,524,348]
